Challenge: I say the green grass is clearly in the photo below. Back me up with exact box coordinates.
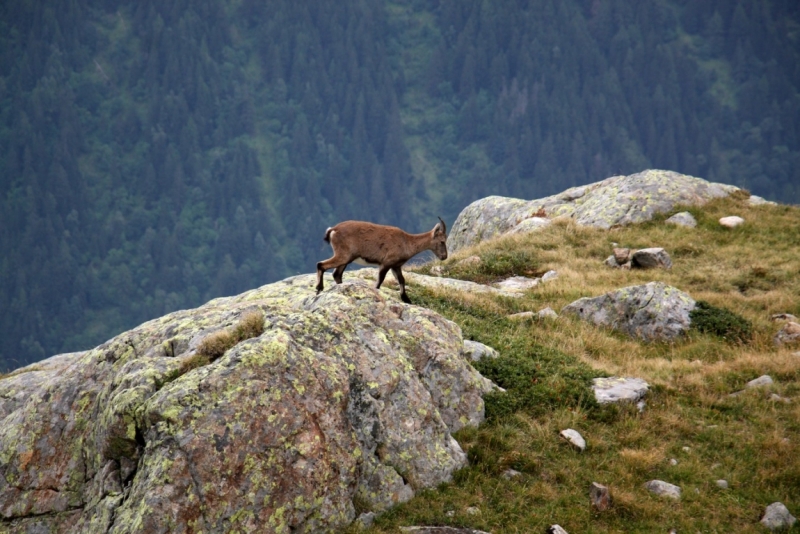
[344,194,800,533]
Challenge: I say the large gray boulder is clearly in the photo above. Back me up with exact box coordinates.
[449,169,739,251]
[0,275,496,533]
[561,282,696,342]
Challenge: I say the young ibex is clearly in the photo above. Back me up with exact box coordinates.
[316,218,448,303]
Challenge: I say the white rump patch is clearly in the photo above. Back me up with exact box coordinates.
[353,257,379,267]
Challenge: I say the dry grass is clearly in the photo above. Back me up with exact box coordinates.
[346,196,800,533]
[196,309,265,362]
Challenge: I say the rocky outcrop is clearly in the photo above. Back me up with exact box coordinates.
[448,169,739,252]
[0,275,496,533]
[561,282,695,342]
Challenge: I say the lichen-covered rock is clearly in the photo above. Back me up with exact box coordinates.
[774,321,800,346]
[645,480,681,499]
[0,276,496,533]
[449,169,738,251]
[561,282,695,342]
[761,502,796,530]
[591,377,649,404]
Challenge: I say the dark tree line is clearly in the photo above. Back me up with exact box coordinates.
[1,0,798,369]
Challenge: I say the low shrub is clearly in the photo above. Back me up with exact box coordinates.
[689,301,753,343]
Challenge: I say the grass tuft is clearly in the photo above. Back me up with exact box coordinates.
[196,310,265,362]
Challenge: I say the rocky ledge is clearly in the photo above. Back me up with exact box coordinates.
[448,169,739,251]
[0,275,496,533]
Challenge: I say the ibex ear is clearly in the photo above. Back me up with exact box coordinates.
[434,216,446,235]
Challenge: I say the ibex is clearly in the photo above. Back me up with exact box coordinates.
[315,218,448,303]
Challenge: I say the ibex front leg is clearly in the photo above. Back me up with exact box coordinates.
[391,266,411,304]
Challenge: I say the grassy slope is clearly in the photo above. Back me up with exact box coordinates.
[345,194,800,533]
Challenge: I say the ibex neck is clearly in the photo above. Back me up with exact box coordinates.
[408,230,434,256]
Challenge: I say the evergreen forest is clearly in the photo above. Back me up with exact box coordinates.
[2,0,799,370]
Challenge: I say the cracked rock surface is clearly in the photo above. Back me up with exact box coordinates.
[448,169,738,252]
[561,282,695,342]
[0,275,496,533]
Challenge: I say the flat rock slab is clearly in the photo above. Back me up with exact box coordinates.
[761,502,797,530]
[494,276,540,292]
[449,169,738,251]
[353,269,525,299]
[592,377,649,404]
[719,215,745,228]
[645,480,682,499]
[561,282,695,342]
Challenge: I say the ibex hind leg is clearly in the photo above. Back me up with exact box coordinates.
[391,267,411,304]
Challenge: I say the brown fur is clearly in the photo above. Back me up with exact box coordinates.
[316,218,448,303]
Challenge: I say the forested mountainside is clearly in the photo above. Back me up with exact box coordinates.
[1,0,799,369]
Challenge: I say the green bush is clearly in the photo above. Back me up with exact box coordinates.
[690,301,753,343]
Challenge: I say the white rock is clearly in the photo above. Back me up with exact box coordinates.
[537,307,559,319]
[771,313,798,322]
[502,469,522,480]
[462,340,499,362]
[645,479,681,499]
[494,276,540,292]
[669,458,678,466]
[715,479,729,489]
[508,216,552,235]
[666,211,697,227]
[746,375,774,388]
[769,393,791,404]
[465,506,480,515]
[636,400,646,412]
[761,502,797,530]
[508,311,536,320]
[749,195,777,206]
[592,377,649,404]
[541,270,558,282]
[560,429,586,451]
[682,446,691,452]
[547,526,569,534]
[719,216,745,228]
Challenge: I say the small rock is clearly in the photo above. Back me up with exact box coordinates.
[645,480,681,499]
[547,526,569,534]
[592,377,649,405]
[430,265,445,276]
[401,527,491,534]
[715,479,729,489]
[537,307,559,319]
[682,447,691,452]
[508,216,552,235]
[541,270,558,282]
[719,216,745,228]
[761,502,797,530]
[465,506,480,515]
[456,255,482,268]
[613,248,631,264]
[769,393,791,404]
[748,195,777,206]
[462,340,500,362]
[590,482,611,511]
[771,313,798,322]
[666,211,697,227]
[357,512,376,528]
[774,322,800,346]
[669,458,678,466]
[495,276,540,292]
[668,529,678,534]
[746,375,774,388]
[508,311,536,320]
[502,469,522,480]
[636,400,646,412]
[631,248,672,270]
[604,255,620,268]
[560,429,586,452]
[445,510,455,517]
